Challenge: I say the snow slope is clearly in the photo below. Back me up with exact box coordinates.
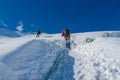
[0,27,21,37]
[0,31,120,80]
[70,31,120,80]
[0,34,74,80]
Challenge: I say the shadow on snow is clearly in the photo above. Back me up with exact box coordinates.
[0,40,74,80]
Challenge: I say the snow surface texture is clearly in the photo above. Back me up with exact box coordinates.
[0,31,120,80]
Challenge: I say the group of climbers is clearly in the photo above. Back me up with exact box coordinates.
[36,28,71,49]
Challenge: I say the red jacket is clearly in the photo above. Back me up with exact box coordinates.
[61,30,64,37]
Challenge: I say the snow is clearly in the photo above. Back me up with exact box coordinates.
[70,40,120,80]
[0,27,21,37]
[70,31,120,80]
[0,36,34,57]
[0,30,120,80]
[0,40,64,80]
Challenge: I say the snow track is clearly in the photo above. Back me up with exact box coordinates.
[45,51,65,80]
[45,50,74,80]
[0,39,75,80]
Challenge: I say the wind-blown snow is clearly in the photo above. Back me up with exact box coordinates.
[0,30,120,80]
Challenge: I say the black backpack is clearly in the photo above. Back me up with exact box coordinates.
[64,29,70,37]
[37,30,41,34]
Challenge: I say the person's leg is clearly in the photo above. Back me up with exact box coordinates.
[66,42,71,49]
[36,33,39,37]
[38,34,39,37]
[36,34,38,37]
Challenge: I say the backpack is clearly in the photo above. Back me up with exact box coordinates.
[37,30,41,34]
[64,29,70,37]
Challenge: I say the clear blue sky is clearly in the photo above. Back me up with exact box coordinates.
[0,0,120,33]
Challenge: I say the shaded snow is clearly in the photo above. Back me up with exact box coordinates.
[0,40,64,80]
[0,35,74,80]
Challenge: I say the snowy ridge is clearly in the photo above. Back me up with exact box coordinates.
[0,36,74,80]
[0,27,21,37]
[0,40,63,80]
[0,31,120,80]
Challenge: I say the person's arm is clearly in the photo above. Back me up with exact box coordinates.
[61,30,64,37]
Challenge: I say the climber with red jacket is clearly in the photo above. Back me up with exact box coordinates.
[61,29,71,49]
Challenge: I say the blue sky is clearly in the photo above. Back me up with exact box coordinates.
[0,0,120,33]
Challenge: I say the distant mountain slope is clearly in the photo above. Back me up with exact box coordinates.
[0,27,21,37]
